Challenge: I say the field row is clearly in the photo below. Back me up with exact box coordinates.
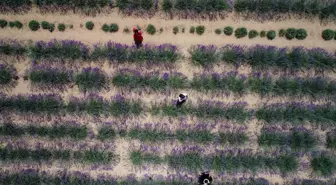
[1,0,336,22]
[0,137,335,176]
[1,40,336,71]
[5,19,336,42]
[0,147,115,164]
[2,64,336,99]
[3,122,335,150]
[1,93,336,125]
[1,169,333,185]
[130,148,335,176]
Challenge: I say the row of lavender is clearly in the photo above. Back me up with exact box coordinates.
[130,146,336,176]
[2,121,336,151]
[0,40,180,64]
[2,64,336,100]
[1,93,336,126]
[2,169,333,185]
[1,40,336,72]
[190,44,336,71]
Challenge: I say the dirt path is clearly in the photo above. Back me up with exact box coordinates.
[1,11,336,51]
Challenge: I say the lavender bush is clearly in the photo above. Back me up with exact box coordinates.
[109,94,142,116]
[28,64,73,88]
[0,39,26,56]
[112,70,187,90]
[189,45,218,67]
[155,101,251,123]
[75,67,107,92]
[29,40,89,61]
[0,64,17,85]
[91,42,180,64]
[191,71,246,94]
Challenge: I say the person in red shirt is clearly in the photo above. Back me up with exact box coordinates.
[133,28,143,48]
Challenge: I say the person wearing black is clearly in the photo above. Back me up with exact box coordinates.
[176,93,188,108]
[198,172,213,185]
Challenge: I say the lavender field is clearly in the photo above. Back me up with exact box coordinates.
[1,0,336,184]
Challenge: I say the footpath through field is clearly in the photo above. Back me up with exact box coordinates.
[1,10,336,52]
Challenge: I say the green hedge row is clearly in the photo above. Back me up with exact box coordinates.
[0,19,23,29]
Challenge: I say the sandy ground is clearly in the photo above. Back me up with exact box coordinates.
[1,10,336,184]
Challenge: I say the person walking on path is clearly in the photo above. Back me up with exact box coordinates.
[133,28,143,48]
[176,93,188,108]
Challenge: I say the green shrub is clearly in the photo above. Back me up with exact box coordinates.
[110,23,119,32]
[190,26,195,33]
[260,30,266,37]
[123,26,130,33]
[322,29,335,40]
[85,21,94,30]
[248,30,258,39]
[279,29,286,37]
[0,19,8,28]
[285,28,297,40]
[102,24,109,32]
[296,29,307,40]
[235,27,248,38]
[162,0,173,12]
[224,26,233,35]
[215,28,221,34]
[57,23,66,32]
[267,30,276,40]
[49,24,55,32]
[9,21,15,28]
[41,21,50,29]
[173,26,179,34]
[29,20,40,31]
[14,21,23,29]
[196,25,205,35]
[146,24,156,35]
